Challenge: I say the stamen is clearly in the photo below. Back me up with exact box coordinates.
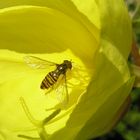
[42,109,61,126]
[19,97,61,140]
[38,127,49,140]
[19,97,41,127]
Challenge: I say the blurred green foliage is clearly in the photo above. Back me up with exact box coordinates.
[92,0,140,140]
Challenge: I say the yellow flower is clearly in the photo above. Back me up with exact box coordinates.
[0,0,134,140]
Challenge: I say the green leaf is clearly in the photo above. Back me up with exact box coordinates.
[133,5,140,34]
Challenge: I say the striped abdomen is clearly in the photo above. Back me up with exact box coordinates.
[40,71,58,89]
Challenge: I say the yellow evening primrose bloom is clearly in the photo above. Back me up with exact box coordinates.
[0,0,134,140]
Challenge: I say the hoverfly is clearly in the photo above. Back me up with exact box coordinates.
[24,56,72,105]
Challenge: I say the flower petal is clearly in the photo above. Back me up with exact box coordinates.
[0,0,100,42]
[48,39,134,140]
[0,47,91,139]
[0,1,133,139]
[0,6,98,64]
[67,0,132,59]
[70,0,100,30]
[74,79,134,140]
[96,0,132,59]
[0,0,76,10]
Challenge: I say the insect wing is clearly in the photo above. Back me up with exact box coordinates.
[55,74,69,105]
[24,56,57,69]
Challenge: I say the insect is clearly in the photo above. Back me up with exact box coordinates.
[24,56,72,105]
